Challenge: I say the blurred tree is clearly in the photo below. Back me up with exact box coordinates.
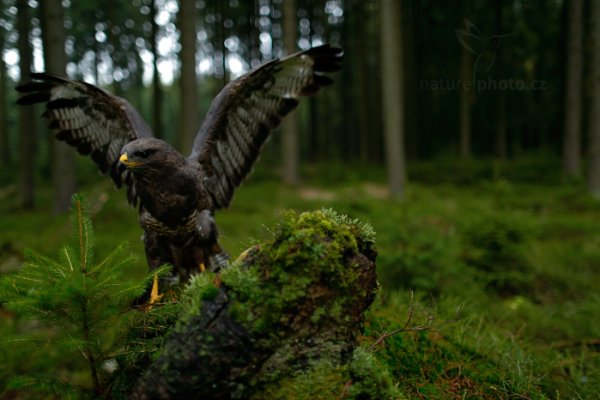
[380,0,406,198]
[94,1,146,96]
[150,0,163,139]
[403,0,418,160]
[0,19,8,166]
[494,1,507,160]
[217,0,227,87]
[17,0,35,209]
[563,0,583,178]
[281,0,299,184]
[65,2,103,81]
[177,0,198,154]
[340,0,355,161]
[106,0,123,96]
[588,0,600,198]
[458,7,472,159]
[343,0,374,164]
[40,0,76,213]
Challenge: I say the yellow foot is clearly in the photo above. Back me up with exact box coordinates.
[235,247,256,263]
[199,263,206,273]
[149,273,164,305]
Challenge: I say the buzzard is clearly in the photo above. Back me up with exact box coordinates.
[17,45,342,302]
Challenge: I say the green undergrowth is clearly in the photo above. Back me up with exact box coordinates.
[0,195,167,398]
[364,292,550,399]
[1,175,599,398]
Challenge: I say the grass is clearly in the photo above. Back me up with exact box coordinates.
[0,163,599,399]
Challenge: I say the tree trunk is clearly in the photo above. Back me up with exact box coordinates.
[341,4,357,161]
[404,0,418,160]
[17,0,35,209]
[380,0,407,199]
[150,0,163,139]
[218,0,227,87]
[494,1,508,160]
[0,28,8,166]
[281,0,300,185]
[107,0,123,97]
[177,0,198,155]
[588,0,600,197]
[496,96,507,159]
[356,2,370,164]
[40,0,76,213]
[564,0,583,178]
[459,42,472,158]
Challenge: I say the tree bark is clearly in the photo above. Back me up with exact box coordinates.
[177,0,198,155]
[17,0,35,209]
[281,0,300,185]
[588,0,600,197]
[40,0,76,213]
[564,0,583,178]
[380,0,407,199]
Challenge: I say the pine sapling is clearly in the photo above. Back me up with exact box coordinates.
[0,195,161,398]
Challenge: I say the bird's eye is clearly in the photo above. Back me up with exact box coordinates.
[136,150,152,159]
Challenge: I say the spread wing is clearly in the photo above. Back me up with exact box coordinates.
[189,45,342,209]
[16,73,153,204]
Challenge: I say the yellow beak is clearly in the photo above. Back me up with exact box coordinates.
[119,152,142,168]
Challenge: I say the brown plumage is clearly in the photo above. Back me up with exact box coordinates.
[16,45,342,285]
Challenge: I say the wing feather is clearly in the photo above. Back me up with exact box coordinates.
[190,45,342,209]
[17,73,153,204]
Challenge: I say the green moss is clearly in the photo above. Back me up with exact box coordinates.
[178,271,219,325]
[219,209,376,336]
[320,207,377,247]
[255,347,404,400]
[254,359,347,400]
[347,347,406,399]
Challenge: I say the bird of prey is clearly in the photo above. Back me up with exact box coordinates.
[17,45,342,302]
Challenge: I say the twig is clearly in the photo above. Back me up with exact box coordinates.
[369,291,435,351]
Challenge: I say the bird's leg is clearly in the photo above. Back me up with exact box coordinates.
[199,263,206,272]
[149,273,163,304]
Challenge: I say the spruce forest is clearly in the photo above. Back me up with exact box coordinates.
[1,0,600,399]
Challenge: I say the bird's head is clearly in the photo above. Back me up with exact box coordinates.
[119,138,183,174]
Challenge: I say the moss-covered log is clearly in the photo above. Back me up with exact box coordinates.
[129,209,390,399]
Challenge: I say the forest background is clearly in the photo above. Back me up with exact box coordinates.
[0,0,599,399]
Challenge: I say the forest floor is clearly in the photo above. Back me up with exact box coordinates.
[0,165,599,399]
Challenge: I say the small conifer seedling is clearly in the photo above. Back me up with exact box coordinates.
[0,195,166,398]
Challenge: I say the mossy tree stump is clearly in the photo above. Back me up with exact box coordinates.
[129,210,386,399]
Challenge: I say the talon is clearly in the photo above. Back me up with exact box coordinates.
[199,263,206,273]
[149,273,163,305]
[236,247,255,263]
